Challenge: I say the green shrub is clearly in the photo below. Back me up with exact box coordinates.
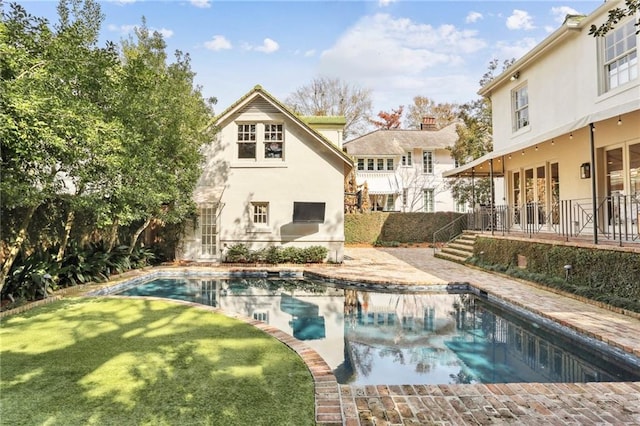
[472,237,640,313]
[222,245,327,264]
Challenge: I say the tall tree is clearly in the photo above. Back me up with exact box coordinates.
[404,96,459,130]
[0,0,121,289]
[109,22,215,253]
[369,105,403,130]
[589,0,639,36]
[286,77,373,139]
[446,58,514,207]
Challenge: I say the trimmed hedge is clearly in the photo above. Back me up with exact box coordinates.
[223,244,328,264]
[345,212,465,245]
[471,237,640,313]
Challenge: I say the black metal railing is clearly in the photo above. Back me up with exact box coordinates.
[432,214,468,253]
[460,195,640,245]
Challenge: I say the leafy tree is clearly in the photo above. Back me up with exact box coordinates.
[404,96,459,130]
[447,58,513,208]
[369,105,403,129]
[286,76,373,139]
[108,22,215,253]
[589,0,639,36]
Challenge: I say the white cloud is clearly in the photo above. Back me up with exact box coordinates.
[550,6,580,23]
[243,38,280,53]
[204,35,232,51]
[465,12,483,24]
[304,49,316,57]
[318,13,487,106]
[378,0,398,6]
[107,24,173,39]
[190,0,211,8]
[494,37,538,61]
[506,9,536,30]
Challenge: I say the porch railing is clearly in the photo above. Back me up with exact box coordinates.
[432,214,468,253]
[463,194,639,245]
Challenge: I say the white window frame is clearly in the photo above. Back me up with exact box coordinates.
[237,123,256,159]
[200,206,217,257]
[367,158,375,170]
[377,158,384,170]
[603,19,638,92]
[251,202,269,226]
[264,123,284,159]
[402,151,412,166]
[512,84,529,131]
[422,151,434,174]
[385,194,395,211]
[423,189,434,212]
[357,158,365,170]
[386,158,394,170]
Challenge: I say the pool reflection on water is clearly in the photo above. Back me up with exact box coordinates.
[115,276,640,386]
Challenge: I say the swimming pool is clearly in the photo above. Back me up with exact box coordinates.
[102,273,640,386]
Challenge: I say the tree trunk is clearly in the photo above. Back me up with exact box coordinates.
[107,218,119,252]
[128,217,152,255]
[56,210,75,264]
[0,204,38,294]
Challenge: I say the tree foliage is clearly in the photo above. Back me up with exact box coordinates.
[404,96,459,130]
[285,76,373,139]
[447,58,514,207]
[369,105,403,129]
[589,0,639,36]
[0,1,214,294]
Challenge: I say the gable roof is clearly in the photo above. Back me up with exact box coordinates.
[213,85,353,168]
[343,122,459,156]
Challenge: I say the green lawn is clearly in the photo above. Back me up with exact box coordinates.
[0,298,315,425]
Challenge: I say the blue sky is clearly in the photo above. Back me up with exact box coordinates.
[13,0,602,116]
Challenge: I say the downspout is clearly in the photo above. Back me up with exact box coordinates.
[590,123,598,245]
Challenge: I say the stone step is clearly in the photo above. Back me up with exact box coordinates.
[434,251,468,264]
[441,247,473,258]
[448,242,474,252]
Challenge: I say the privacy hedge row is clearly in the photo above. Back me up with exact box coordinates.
[345,212,465,245]
[470,237,640,313]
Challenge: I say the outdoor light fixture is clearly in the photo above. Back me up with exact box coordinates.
[570,133,573,139]
[535,146,539,151]
[580,162,591,179]
[551,139,555,146]
[618,116,622,125]
[564,264,572,281]
[510,72,520,81]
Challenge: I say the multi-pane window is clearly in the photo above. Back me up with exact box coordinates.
[402,188,408,206]
[385,194,395,211]
[423,189,434,212]
[377,159,384,170]
[251,202,268,225]
[386,158,394,170]
[237,124,256,158]
[357,159,365,170]
[264,124,283,158]
[513,85,529,131]
[200,206,217,256]
[604,20,638,92]
[367,159,375,170]
[402,152,412,166]
[422,151,434,174]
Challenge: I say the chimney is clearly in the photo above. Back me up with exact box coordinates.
[420,116,437,131]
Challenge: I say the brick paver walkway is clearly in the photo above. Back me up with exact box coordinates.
[309,247,640,426]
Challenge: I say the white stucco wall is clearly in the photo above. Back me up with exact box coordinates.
[178,102,349,263]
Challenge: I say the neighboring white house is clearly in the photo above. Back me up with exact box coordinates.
[444,1,639,242]
[177,85,353,263]
[343,118,465,213]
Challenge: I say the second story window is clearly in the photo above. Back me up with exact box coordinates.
[377,159,384,170]
[237,124,256,158]
[512,85,529,131]
[357,159,365,170]
[367,159,375,170]
[264,124,283,158]
[603,19,638,92]
[387,158,394,170]
[422,151,433,174]
[402,151,412,166]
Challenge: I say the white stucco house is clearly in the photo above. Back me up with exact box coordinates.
[343,118,465,213]
[444,1,639,244]
[176,85,353,263]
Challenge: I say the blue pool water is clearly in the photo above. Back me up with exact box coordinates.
[113,275,640,386]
